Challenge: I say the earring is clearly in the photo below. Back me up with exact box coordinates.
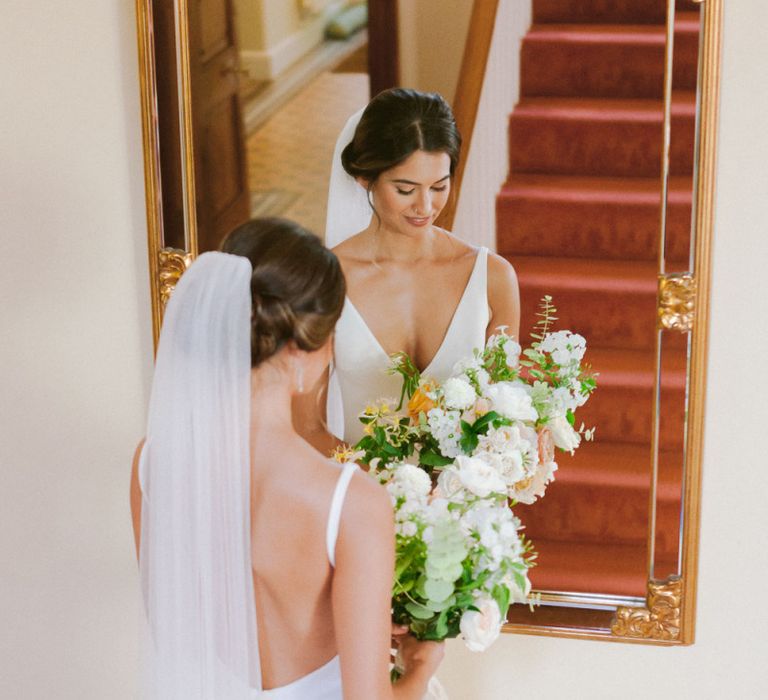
[295,363,305,393]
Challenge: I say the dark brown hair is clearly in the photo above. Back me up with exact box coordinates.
[341,88,462,184]
[220,218,345,367]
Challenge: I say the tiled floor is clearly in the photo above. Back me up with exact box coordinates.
[245,71,370,238]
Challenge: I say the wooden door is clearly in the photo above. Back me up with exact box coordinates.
[188,0,250,251]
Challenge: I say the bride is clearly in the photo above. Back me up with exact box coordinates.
[130,218,443,699]
[297,88,520,448]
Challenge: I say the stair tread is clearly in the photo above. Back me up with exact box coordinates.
[527,14,700,43]
[515,92,696,121]
[500,173,693,206]
[513,255,658,291]
[586,346,688,382]
[527,538,676,596]
[552,441,683,496]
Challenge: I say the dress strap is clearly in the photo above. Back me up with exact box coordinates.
[326,462,358,567]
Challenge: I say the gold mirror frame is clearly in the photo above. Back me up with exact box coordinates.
[135,0,723,645]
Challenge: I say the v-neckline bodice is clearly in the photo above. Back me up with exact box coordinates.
[343,248,484,375]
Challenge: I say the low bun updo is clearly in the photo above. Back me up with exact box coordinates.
[220,217,345,367]
[341,88,461,184]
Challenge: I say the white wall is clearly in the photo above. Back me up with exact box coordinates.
[453,0,531,249]
[0,2,151,698]
[0,2,766,699]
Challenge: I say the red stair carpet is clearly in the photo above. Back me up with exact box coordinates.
[498,0,699,597]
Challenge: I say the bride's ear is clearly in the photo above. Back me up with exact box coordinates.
[354,176,371,191]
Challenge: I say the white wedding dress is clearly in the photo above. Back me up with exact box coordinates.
[329,247,490,444]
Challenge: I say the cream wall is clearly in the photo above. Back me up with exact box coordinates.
[397,0,474,103]
[0,2,766,699]
[0,2,151,698]
[236,0,346,80]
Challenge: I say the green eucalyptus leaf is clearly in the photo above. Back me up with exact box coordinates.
[405,601,437,620]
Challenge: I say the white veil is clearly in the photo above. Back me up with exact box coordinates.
[324,107,372,249]
[324,107,374,440]
[139,252,260,698]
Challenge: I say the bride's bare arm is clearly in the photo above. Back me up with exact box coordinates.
[292,367,343,457]
[332,474,443,700]
[487,252,521,341]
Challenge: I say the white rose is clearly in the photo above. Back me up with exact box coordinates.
[455,455,507,498]
[394,462,432,498]
[549,415,581,453]
[442,376,477,410]
[503,338,522,368]
[436,467,466,502]
[486,383,538,423]
[460,597,502,652]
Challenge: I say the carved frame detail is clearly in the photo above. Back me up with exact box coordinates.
[611,577,683,641]
[658,274,696,332]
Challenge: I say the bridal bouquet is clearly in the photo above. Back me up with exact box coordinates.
[335,298,596,652]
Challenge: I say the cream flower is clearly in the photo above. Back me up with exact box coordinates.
[549,414,581,453]
[460,596,502,652]
[442,376,477,410]
[486,383,538,423]
[455,455,507,498]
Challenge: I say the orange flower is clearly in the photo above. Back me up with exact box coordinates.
[408,383,435,422]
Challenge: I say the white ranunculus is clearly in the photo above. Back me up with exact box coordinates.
[460,596,502,652]
[442,376,477,410]
[549,415,581,453]
[393,462,432,498]
[455,455,507,498]
[486,383,538,423]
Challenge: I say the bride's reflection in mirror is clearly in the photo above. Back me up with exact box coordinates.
[139,0,717,642]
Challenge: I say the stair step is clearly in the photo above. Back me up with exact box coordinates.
[513,256,659,350]
[526,539,678,597]
[533,0,700,25]
[582,346,688,447]
[496,174,692,262]
[509,93,696,178]
[518,441,683,554]
[521,14,700,98]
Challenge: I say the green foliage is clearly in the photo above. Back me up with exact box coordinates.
[530,295,558,344]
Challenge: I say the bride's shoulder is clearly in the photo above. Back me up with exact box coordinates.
[330,232,371,268]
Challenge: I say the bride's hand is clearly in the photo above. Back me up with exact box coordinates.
[396,634,445,679]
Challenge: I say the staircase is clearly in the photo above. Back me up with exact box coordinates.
[498,0,699,597]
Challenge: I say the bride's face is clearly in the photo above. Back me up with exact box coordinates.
[368,150,452,235]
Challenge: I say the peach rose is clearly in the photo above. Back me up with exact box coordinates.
[538,427,555,465]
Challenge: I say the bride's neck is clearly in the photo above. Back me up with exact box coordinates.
[249,368,295,439]
[365,223,441,263]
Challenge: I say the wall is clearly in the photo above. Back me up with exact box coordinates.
[236,0,346,80]
[0,2,151,698]
[0,2,766,699]
[453,0,531,249]
[397,0,474,103]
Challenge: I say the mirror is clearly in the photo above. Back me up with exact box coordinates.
[136,0,722,644]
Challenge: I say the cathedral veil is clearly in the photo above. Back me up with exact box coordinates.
[139,252,260,698]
